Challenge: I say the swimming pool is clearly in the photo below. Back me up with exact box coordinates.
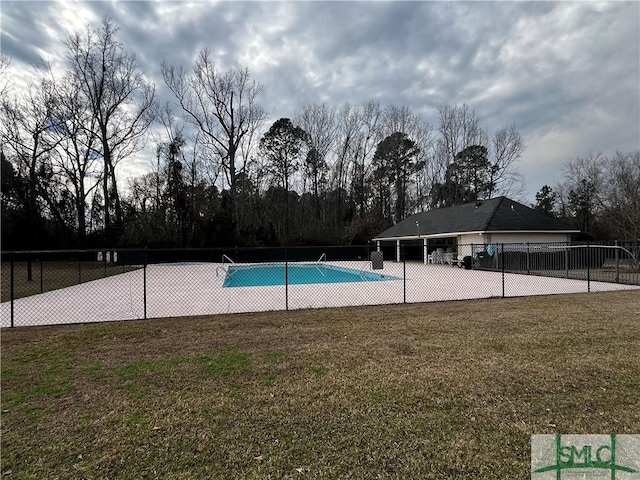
[223,263,399,287]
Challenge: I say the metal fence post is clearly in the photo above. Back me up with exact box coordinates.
[285,246,289,311]
[40,258,43,293]
[501,243,505,298]
[10,259,15,328]
[615,239,620,283]
[143,248,147,320]
[79,259,82,284]
[471,243,474,264]
[587,241,591,293]
[403,247,406,304]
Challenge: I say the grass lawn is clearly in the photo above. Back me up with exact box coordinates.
[1,261,138,302]
[1,291,639,479]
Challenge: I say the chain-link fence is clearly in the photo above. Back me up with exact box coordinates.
[2,242,639,328]
[471,241,640,285]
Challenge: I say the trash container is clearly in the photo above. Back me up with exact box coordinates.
[475,252,494,269]
[371,251,384,270]
[463,256,472,270]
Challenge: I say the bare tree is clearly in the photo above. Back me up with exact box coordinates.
[333,103,361,192]
[382,105,421,138]
[432,103,486,207]
[603,151,640,239]
[0,66,66,245]
[381,105,434,213]
[350,100,383,216]
[554,151,640,238]
[437,103,486,165]
[66,16,156,231]
[162,48,266,235]
[294,102,337,224]
[487,123,525,199]
[431,103,525,207]
[557,153,606,234]
[236,107,264,232]
[561,153,606,206]
[0,53,12,102]
[49,72,102,241]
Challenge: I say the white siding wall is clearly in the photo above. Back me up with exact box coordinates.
[456,232,571,256]
[486,233,571,244]
[457,234,480,257]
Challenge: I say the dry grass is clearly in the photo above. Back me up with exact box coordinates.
[0,261,138,302]
[2,291,640,479]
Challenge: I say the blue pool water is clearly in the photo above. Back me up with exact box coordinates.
[223,263,399,287]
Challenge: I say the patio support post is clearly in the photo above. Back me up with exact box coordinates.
[423,238,427,265]
[396,240,400,263]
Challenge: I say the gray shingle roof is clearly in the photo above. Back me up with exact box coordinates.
[373,197,578,239]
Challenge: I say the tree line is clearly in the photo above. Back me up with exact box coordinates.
[533,151,640,240]
[2,18,636,250]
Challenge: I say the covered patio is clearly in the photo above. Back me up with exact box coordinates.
[373,232,470,265]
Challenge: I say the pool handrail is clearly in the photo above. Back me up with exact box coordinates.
[317,253,326,263]
[222,254,235,264]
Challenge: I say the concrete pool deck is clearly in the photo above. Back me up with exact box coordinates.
[2,261,638,328]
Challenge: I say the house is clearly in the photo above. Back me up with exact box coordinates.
[372,197,579,263]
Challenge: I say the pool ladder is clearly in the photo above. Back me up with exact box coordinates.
[314,253,327,276]
[358,263,372,281]
[216,254,235,277]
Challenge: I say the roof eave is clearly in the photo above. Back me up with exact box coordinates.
[372,229,580,241]
[481,229,581,234]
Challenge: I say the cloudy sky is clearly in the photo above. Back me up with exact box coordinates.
[2,0,639,203]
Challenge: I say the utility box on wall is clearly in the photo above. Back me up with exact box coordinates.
[371,251,384,270]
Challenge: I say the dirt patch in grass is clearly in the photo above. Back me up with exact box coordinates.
[2,291,639,479]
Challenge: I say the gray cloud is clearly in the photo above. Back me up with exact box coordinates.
[2,0,638,201]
